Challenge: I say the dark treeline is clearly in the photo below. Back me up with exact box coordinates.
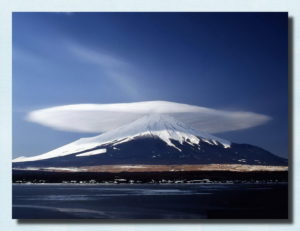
[13,170,288,183]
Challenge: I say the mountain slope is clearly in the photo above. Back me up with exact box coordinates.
[13,114,287,168]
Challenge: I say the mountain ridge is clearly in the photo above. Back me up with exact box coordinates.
[13,114,287,168]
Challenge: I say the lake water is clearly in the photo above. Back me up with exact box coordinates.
[13,183,288,219]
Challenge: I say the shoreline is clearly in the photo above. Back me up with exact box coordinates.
[12,163,288,173]
[13,181,288,185]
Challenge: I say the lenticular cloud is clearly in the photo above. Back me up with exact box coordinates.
[27,101,271,134]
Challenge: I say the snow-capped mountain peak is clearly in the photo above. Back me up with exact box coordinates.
[13,114,230,163]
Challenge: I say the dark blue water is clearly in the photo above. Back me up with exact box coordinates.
[13,183,288,219]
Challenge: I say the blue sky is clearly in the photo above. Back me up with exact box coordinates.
[13,12,288,158]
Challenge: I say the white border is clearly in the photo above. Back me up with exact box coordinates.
[0,0,298,230]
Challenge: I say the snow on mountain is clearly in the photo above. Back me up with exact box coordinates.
[76,149,107,157]
[13,114,231,163]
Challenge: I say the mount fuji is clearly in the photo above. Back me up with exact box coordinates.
[13,114,287,169]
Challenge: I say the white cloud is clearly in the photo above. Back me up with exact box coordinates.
[26,101,271,134]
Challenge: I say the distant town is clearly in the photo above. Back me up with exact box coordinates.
[13,168,287,184]
[14,178,284,185]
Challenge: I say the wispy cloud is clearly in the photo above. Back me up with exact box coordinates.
[68,42,127,67]
[27,101,271,134]
[67,41,140,98]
